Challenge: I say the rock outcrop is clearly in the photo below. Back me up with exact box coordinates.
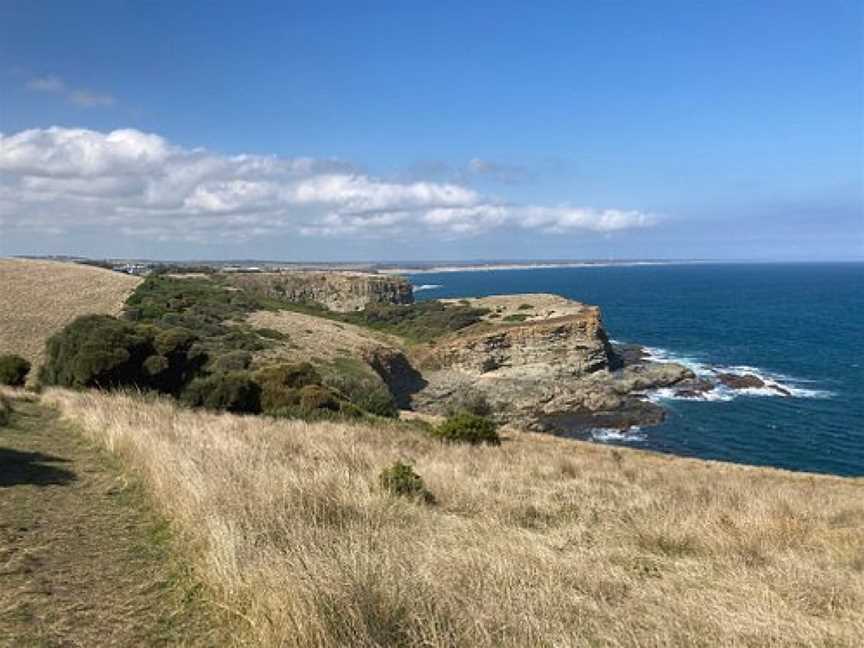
[224,271,414,312]
[421,304,615,377]
[409,294,693,434]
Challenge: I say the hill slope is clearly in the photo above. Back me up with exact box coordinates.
[43,387,864,647]
[0,259,141,376]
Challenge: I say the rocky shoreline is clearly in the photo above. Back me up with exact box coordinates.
[397,294,788,437]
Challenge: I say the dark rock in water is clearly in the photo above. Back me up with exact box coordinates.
[770,384,792,397]
[539,399,666,436]
[715,372,765,389]
[674,378,715,398]
[613,343,648,367]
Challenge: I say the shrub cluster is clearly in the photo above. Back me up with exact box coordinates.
[378,461,435,503]
[254,362,356,419]
[40,314,205,393]
[0,354,31,386]
[322,357,398,418]
[433,412,500,446]
[342,301,489,343]
[182,371,262,414]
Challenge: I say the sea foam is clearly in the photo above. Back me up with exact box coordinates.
[637,346,834,402]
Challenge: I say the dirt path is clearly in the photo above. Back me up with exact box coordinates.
[0,397,227,647]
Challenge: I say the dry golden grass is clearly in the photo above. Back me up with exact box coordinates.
[0,259,141,377]
[42,387,864,647]
[247,309,403,364]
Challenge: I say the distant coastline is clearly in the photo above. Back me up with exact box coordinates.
[379,260,699,275]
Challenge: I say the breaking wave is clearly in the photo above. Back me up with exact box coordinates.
[638,346,834,402]
[412,284,442,292]
[590,427,646,443]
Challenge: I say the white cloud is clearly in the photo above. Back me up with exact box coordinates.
[0,127,658,243]
[26,76,116,109]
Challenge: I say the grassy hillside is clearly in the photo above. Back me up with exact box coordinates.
[0,259,141,377]
[42,387,864,647]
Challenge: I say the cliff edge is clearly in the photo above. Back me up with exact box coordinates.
[223,271,414,312]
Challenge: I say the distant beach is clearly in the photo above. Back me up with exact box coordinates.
[380,260,695,275]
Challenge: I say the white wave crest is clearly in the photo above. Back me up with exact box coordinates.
[412,284,442,292]
[637,346,834,401]
[590,427,646,443]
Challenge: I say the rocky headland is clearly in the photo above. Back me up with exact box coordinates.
[234,278,777,437]
[403,294,694,434]
[224,270,414,312]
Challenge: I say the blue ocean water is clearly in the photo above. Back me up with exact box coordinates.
[409,263,864,477]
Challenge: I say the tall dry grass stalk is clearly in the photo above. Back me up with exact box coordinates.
[43,388,864,647]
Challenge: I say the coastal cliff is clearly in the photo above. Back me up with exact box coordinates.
[422,300,615,376]
[223,271,414,312]
[408,294,693,432]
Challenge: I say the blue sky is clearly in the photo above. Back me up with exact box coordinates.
[1,0,861,261]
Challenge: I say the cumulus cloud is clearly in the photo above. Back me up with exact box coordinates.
[0,127,657,243]
[26,76,116,109]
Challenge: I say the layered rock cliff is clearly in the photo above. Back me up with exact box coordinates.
[408,294,693,432]
[422,303,616,377]
[224,271,414,312]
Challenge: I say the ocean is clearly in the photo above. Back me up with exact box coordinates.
[409,263,864,477]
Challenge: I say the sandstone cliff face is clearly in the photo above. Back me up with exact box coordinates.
[423,307,615,377]
[224,271,414,312]
[409,294,692,432]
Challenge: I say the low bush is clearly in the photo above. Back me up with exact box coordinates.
[209,350,253,373]
[0,395,11,426]
[342,301,489,343]
[322,357,398,418]
[0,354,31,386]
[503,313,529,323]
[378,461,435,503]
[182,371,261,414]
[433,412,500,446]
[298,384,340,412]
[255,363,322,413]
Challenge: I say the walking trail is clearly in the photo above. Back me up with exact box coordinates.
[0,396,228,647]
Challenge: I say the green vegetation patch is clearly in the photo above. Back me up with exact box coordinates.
[502,313,529,323]
[379,461,435,503]
[0,354,31,387]
[433,412,501,446]
[40,314,205,395]
[341,301,490,343]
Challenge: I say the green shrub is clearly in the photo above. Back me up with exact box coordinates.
[255,362,322,414]
[210,350,253,373]
[40,315,204,394]
[299,384,340,412]
[433,412,500,446]
[40,315,154,389]
[518,303,534,310]
[342,301,489,343]
[502,313,529,323]
[379,461,435,503]
[322,358,398,418]
[0,354,31,386]
[182,371,261,413]
[0,395,11,426]
[255,327,289,341]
